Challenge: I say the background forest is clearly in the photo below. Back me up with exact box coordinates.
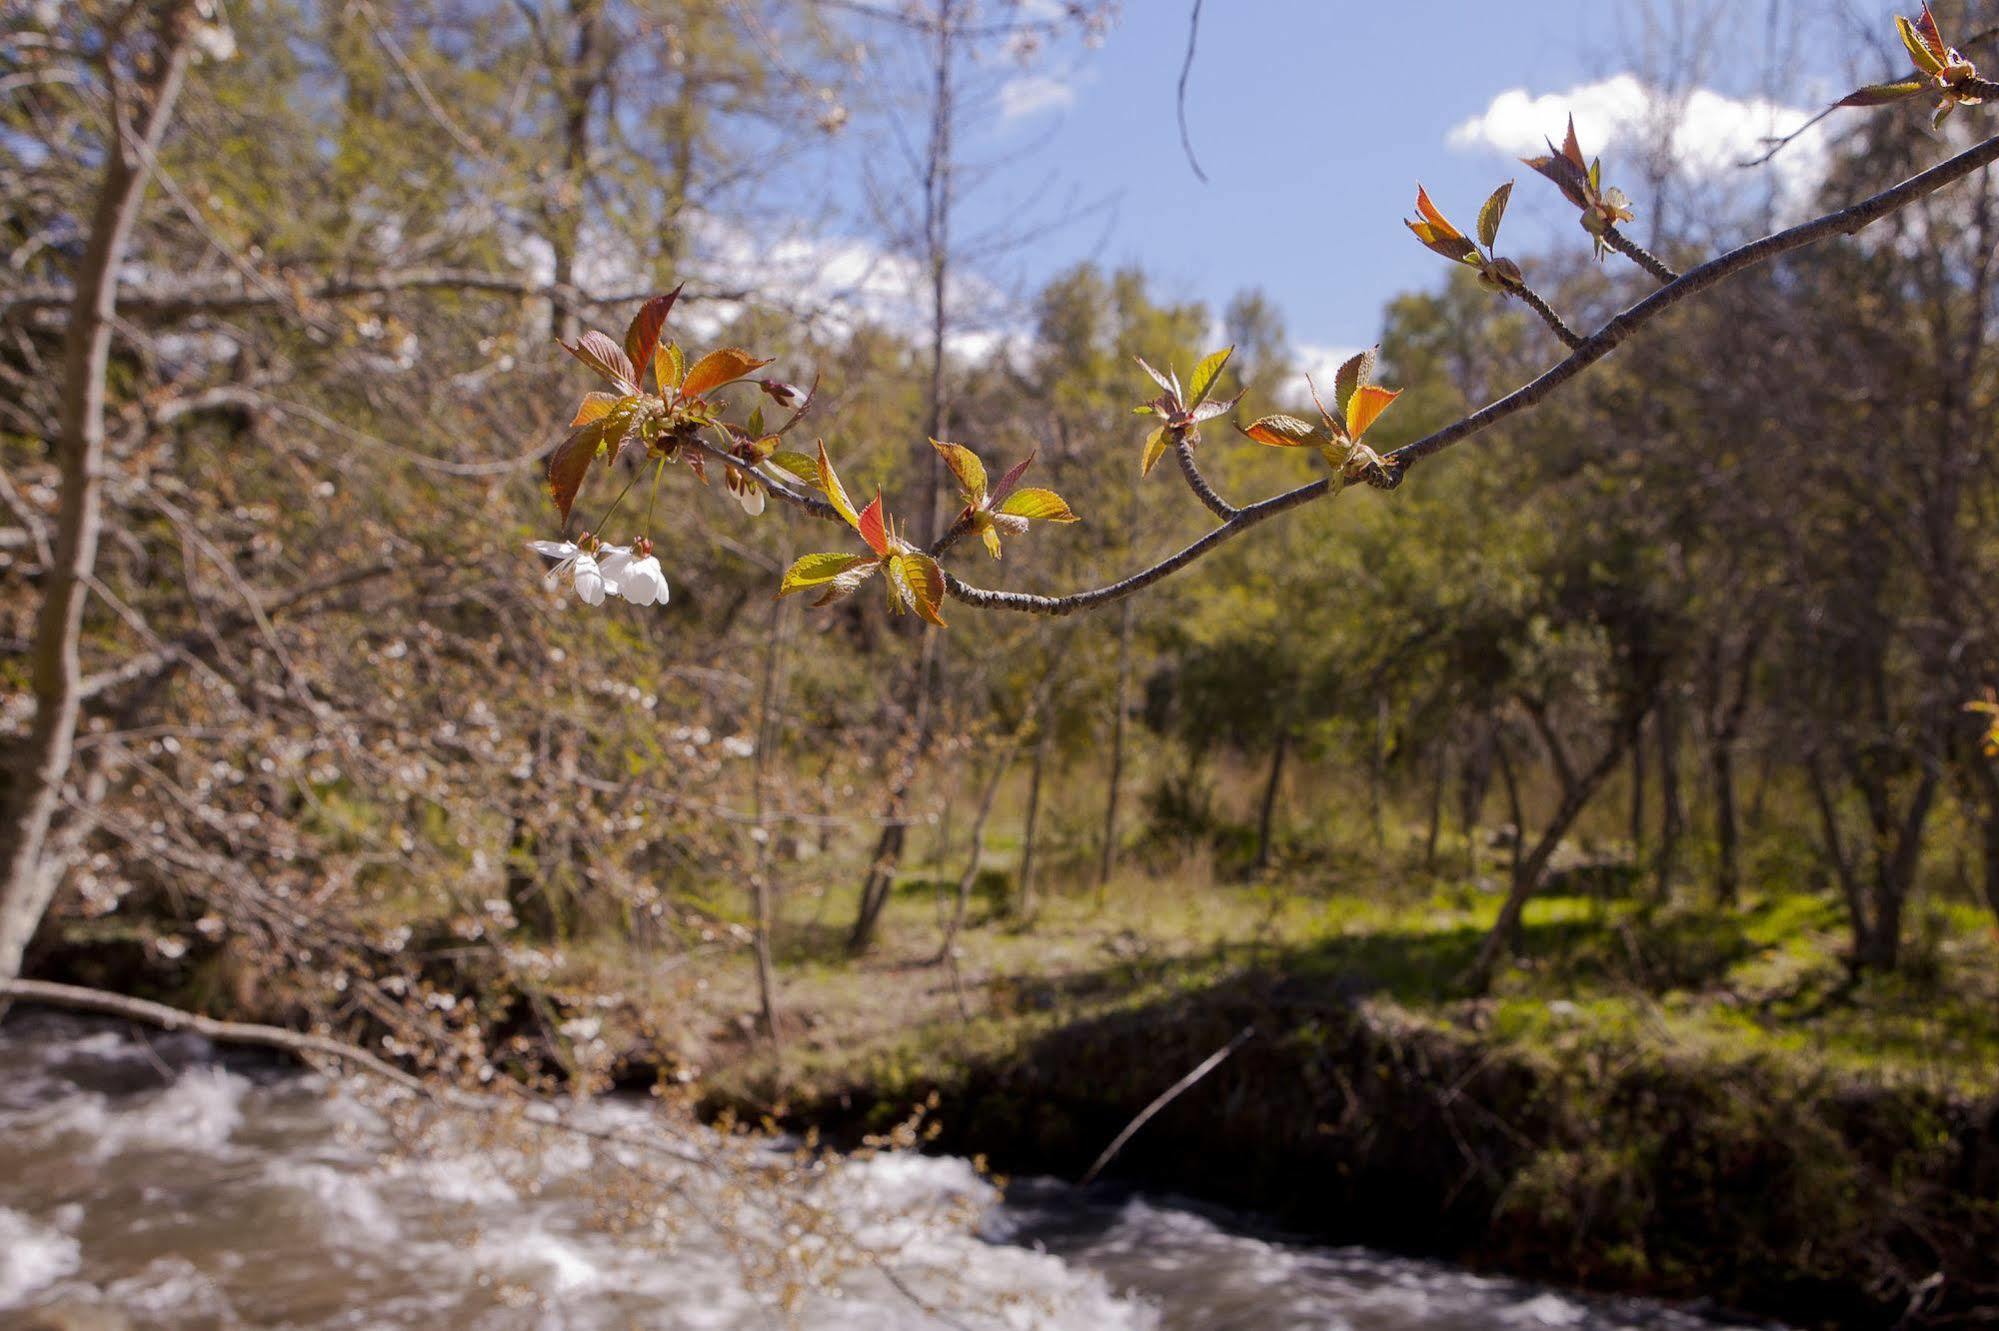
[4,2,1999,1327]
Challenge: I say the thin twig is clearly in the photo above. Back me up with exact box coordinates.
[1510,285,1586,351]
[1174,438,1237,520]
[1601,224,1680,284]
[1079,1025,1254,1187]
[1176,0,1208,184]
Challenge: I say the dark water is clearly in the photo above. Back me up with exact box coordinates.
[0,1013,1772,1330]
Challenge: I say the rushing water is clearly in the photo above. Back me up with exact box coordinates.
[0,1013,1772,1331]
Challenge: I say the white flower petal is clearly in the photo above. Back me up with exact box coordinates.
[529,539,579,557]
[572,554,609,606]
[736,483,766,517]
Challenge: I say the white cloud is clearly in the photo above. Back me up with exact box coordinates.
[1282,342,1366,408]
[999,74,1076,120]
[1447,74,1831,207]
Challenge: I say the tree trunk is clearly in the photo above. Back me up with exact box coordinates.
[1654,693,1684,901]
[1097,595,1135,895]
[848,631,940,954]
[1423,740,1447,873]
[1467,706,1645,993]
[1253,728,1291,873]
[1982,800,1999,928]
[1628,721,1648,858]
[1710,734,1741,906]
[935,746,1015,965]
[1017,720,1052,917]
[1,5,201,990]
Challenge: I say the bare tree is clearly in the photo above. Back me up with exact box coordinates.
[1,0,208,989]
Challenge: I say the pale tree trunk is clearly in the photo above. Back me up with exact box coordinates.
[847,0,956,949]
[1,3,202,991]
[934,748,1014,966]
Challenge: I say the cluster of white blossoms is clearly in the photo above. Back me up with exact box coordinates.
[530,536,668,607]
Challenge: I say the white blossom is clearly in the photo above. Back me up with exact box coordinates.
[619,554,669,606]
[735,481,766,517]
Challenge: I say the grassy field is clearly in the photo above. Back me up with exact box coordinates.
[535,822,1999,1108]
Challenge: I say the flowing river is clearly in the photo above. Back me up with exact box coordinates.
[0,1013,1773,1331]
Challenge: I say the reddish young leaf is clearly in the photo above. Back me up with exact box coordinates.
[1904,7,1949,73]
[1239,414,1319,448]
[562,330,638,391]
[545,418,613,523]
[1134,356,1178,400]
[681,347,774,399]
[622,287,681,377]
[857,494,890,558]
[989,453,1035,504]
[1345,385,1402,442]
[570,391,623,427]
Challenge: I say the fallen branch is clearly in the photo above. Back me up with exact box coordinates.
[1079,1024,1254,1187]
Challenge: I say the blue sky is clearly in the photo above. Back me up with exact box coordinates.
[797,0,1886,379]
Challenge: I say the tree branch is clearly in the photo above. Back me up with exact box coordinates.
[937,129,1999,616]
[0,977,425,1089]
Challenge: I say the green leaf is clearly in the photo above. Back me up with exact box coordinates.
[656,340,686,391]
[1141,426,1171,476]
[562,331,637,392]
[779,552,875,596]
[815,441,861,529]
[931,440,987,501]
[890,551,947,626]
[1837,78,1928,107]
[622,287,681,377]
[766,450,817,483]
[1186,346,1234,408]
[995,487,1078,523]
[1898,13,1946,76]
[1478,181,1512,250]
